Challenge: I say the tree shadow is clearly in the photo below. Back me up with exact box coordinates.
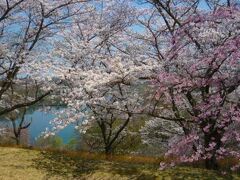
[162,167,234,180]
[109,161,158,179]
[33,151,159,179]
[32,151,230,179]
[33,151,100,178]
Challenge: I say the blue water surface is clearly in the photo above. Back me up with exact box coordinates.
[25,110,76,144]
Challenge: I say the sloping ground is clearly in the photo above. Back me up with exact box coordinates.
[0,147,239,180]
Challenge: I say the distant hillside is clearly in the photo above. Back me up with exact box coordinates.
[0,147,238,179]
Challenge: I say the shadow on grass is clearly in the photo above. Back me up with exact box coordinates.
[110,162,234,180]
[33,151,100,178]
[109,162,158,179]
[33,151,159,179]
[32,151,235,179]
[162,167,235,180]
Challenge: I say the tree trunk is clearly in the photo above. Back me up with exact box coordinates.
[105,146,113,155]
[205,156,218,170]
[16,136,20,145]
[104,146,114,160]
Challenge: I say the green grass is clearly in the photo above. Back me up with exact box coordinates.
[0,147,239,180]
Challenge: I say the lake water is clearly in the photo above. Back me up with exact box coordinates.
[27,110,76,144]
[1,110,77,144]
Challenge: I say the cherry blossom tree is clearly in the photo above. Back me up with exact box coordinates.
[47,0,159,154]
[144,1,240,170]
[140,118,183,153]
[0,0,88,117]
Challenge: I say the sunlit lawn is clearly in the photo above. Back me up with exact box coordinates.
[0,147,239,179]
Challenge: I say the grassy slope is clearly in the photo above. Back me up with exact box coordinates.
[0,147,239,180]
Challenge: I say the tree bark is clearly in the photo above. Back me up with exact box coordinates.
[105,146,113,155]
[205,156,219,170]
[16,136,20,145]
[104,146,114,161]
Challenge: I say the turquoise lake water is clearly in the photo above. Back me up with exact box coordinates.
[0,110,77,144]
[26,111,76,144]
